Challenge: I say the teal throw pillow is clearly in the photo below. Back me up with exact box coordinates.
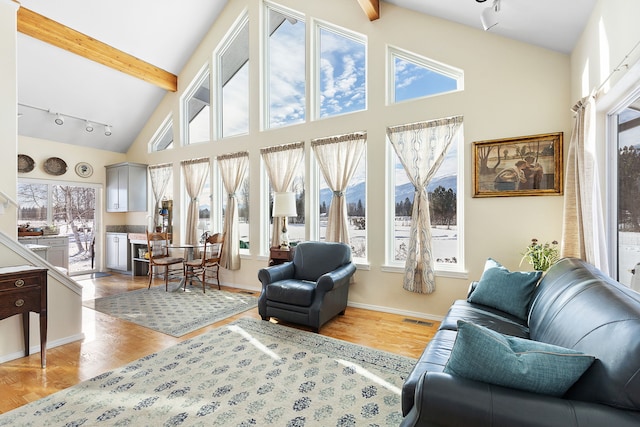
[444,320,595,396]
[467,258,542,320]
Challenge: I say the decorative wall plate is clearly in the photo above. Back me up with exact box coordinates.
[43,157,68,176]
[18,154,35,173]
[75,162,93,178]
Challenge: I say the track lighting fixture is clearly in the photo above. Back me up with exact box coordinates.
[480,0,501,31]
[18,103,113,137]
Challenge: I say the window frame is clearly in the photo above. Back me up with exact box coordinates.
[149,113,174,153]
[263,1,307,131]
[215,11,250,140]
[311,19,368,121]
[387,45,464,105]
[182,64,212,146]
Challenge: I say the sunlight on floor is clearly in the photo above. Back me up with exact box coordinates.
[336,359,402,395]
[228,325,281,360]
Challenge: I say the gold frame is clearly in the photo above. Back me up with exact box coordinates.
[472,132,563,197]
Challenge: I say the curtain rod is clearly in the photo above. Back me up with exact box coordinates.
[595,38,640,96]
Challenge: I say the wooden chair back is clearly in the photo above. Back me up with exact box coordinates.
[203,232,224,266]
[146,231,171,260]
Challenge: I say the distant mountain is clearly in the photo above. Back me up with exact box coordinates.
[318,174,457,207]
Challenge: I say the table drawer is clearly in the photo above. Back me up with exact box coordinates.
[0,274,41,291]
[0,288,42,317]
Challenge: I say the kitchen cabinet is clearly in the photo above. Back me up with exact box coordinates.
[105,162,148,212]
[19,236,69,272]
[106,232,130,272]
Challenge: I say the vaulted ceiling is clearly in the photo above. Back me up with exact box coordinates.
[15,0,596,153]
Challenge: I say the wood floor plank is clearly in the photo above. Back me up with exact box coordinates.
[0,273,438,414]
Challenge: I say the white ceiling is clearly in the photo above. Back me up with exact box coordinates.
[16,0,597,154]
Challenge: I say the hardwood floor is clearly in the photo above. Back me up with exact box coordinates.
[0,273,439,414]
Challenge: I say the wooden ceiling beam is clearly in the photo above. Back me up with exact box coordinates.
[17,7,177,92]
[357,0,380,21]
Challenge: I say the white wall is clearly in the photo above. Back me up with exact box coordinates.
[127,0,571,319]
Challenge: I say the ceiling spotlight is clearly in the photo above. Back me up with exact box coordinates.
[85,121,94,132]
[54,113,64,125]
[104,125,112,136]
[481,0,500,31]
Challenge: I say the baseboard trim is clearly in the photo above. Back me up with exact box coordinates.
[346,301,444,322]
[0,333,85,364]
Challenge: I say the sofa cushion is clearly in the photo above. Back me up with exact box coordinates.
[265,279,316,306]
[439,300,530,338]
[444,320,595,397]
[467,258,542,321]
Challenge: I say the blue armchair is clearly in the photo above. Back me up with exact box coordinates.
[258,241,356,332]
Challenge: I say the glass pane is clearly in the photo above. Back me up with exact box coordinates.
[52,185,96,274]
[18,183,48,226]
[198,179,212,243]
[617,94,640,286]
[319,150,366,259]
[318,27,366,118]
[151,116,173,152]
[267,7,305,128]
[186,72,211,144]
[394,56,458,102]
[393,139,459,264]
[222,174,250,250]
[221,20,249,137]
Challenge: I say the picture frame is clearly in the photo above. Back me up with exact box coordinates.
[472,132,563,197]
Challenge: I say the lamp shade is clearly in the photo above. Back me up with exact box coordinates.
[272,192,297,217]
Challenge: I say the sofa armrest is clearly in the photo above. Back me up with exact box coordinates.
[401,371,640,427]
[316,262,356,293]
[258,262,295,287]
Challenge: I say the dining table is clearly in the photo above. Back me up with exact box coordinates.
[168,243,203,292]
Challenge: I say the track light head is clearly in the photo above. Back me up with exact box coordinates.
[104,125,112,136]
[481,0,500,31]
[85,121,94,132]
[54,113,64,125]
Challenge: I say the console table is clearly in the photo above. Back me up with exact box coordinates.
[0,266,48,368]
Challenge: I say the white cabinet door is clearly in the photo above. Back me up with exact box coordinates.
[106,233,129,271]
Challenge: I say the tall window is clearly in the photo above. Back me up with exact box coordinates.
[149,114,173,152]
[388,125,462,268]
[219,154,250,253]
[183,67,211,144]
[314,133,367,260]
[389,47,463,104]
[315,23,366,119]
[265,4,306,129]
[261,142,305,250]
[217,15,249,138]
[615,91,640,286]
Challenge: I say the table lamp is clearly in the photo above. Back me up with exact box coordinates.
[272,192,297,249]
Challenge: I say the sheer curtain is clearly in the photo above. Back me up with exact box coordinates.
[261,142,304,248]
[148,163,172,229]
[311,132,366,244]
[561,94,609,273]
[217,151,249,270]
[181,158,210,248]
[387,116,463,294]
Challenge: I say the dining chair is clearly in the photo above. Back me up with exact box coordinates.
[146,231,184,291]
[184,232,224,293]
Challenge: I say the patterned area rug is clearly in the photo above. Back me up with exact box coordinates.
[83,287,258,337]
[0,318,416,426]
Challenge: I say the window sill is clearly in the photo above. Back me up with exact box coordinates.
[381,264,468,279]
